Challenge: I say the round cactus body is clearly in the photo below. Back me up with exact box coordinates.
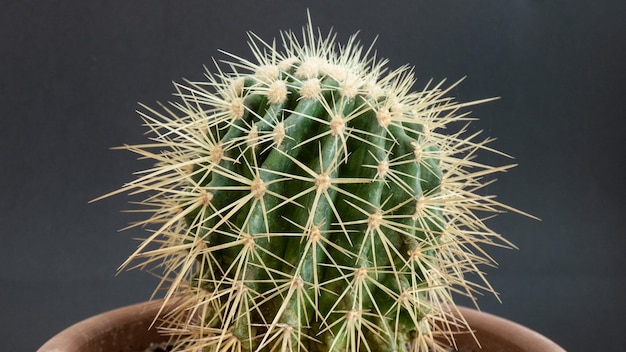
[106,16,521,352]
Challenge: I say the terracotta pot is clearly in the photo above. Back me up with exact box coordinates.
[38,301,564,352]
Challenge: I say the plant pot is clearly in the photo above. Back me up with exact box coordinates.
[38,300,564,352]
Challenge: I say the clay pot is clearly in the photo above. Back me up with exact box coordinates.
[38,301,564,352]
[447,308,565,352]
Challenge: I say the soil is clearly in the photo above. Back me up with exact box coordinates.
[142,342,173,352]
[140,343,473,352]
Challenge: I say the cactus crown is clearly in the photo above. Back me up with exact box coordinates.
[102,15,523,352]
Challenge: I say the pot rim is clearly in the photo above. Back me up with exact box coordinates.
[38,300,564,352]
[453,306,565,352]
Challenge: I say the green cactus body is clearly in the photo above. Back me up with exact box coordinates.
[106,16,520,352]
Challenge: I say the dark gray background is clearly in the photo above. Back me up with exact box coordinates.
[2,1,624,351]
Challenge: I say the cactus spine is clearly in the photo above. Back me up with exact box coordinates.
[105,16,521,352]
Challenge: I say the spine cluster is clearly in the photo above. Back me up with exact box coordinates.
[106,17,519,352]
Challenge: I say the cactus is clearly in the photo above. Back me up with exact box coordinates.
[100,15,526,352]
